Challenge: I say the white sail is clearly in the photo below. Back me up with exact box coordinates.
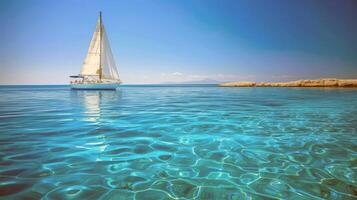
[101,28,120,80]
[80,15,120,82]
[81,18,101,76]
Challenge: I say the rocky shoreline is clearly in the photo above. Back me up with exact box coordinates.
[220,78,357,87]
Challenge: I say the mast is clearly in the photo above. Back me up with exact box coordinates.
[99,11,102,80]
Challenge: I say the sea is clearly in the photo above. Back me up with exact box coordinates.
[0,85,356,199]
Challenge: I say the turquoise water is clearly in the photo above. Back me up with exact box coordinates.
[0,85,356,199]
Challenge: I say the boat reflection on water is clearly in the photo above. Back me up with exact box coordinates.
[83,91,103,123]
[82,91,101,122]
[69,89,122,159]
[71,89,122,123]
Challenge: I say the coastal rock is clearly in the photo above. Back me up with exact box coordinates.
[220,81,256,87]
[219,78,357,87]
[338,79,357,87]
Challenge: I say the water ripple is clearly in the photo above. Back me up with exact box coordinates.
[0,86,356,199]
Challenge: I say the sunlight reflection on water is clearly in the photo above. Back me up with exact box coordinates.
[0,85,356,199]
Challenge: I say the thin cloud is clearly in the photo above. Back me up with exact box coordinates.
[171,72,183,76]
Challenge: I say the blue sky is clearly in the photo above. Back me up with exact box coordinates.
[0,0,356,84]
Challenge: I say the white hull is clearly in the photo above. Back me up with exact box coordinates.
[71,83,120,90]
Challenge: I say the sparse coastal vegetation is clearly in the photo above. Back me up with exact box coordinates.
[220,78,357,87]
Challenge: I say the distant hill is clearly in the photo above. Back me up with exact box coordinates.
[161,78,222,84]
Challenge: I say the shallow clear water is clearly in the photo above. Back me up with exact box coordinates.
[0,85,356,199]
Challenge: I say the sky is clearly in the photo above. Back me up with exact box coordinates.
[0,0,357,84]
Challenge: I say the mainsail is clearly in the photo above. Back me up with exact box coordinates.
[80,13,120,81]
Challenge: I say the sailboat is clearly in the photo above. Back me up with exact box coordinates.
[70,12,121,90]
